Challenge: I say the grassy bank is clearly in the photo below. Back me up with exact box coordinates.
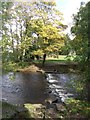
[2,55,77,72]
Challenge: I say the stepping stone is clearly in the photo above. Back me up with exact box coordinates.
[55,103,66,112]
[65,93,74,97]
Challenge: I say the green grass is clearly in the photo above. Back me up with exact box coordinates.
[65,98,90,118]
[33,59,66,64]
[33,55,69,64]
[46,59,66,62]
[3,55,75,72]
[46,55,67,62]
[46,55,67,60]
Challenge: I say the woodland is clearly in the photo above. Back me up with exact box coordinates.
[1,1,90,119]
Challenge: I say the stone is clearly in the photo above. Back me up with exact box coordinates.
[48,90,52,93]
[65,93,74,97]
[24,104,46,118]
[45,95,58,104]
[55,103,66,112]
[24,103,45,112]
[17,106,28,113]
[48,79,58,83]
[52,98,58,103]
[46,108,57,118]
[46,108,55,114]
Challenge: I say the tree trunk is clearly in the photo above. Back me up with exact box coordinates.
[87,2,90,101]
[15,20,19,62]
[10,24,14,60]
[19,21,23,62]
[42,53,46,67]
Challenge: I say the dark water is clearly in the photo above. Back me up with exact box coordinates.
[1,72,84,105]
[2,72,49,105]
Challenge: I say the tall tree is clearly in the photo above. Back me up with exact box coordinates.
[71,1,90,101]
[71,2,89,65]
[23,1,67,65]
[1,2,13,62]
[1,1,67,65]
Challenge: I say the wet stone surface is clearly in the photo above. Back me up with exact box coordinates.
[46,73,77,103]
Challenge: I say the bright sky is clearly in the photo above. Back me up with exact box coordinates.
[55,0,89,34]
[9,0,89,36]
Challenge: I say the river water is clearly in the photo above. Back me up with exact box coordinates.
[1,72,84,105]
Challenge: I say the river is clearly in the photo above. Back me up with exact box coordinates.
[1,71,85,105]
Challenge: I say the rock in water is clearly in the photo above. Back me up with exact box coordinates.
[52,99,58,103]
[55,103,66,112]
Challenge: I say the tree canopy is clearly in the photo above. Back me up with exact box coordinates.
[71,2,89,61]
[1,1,67,63]
[70,1,90,92]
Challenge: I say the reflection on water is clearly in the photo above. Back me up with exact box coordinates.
[2,72,48,105]
[1,72,84,105]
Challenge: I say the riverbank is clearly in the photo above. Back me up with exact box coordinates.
[16,61,79,74]
[1,98,89,119]
[3,59,79,73]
